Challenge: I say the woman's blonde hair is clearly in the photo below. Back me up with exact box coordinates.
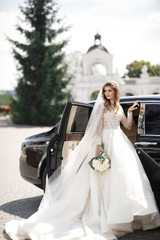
[102,81,120,113]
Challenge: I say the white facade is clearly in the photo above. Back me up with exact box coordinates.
[121,65,160,96]
[71,34,160,102]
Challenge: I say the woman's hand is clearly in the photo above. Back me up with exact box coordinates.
[128,100,141,113]
[97,144,104,155]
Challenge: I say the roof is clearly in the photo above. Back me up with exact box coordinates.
[87,44,109,53]
[87,33,109,53]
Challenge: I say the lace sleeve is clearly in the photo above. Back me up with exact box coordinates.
[96,112,103,145]
[120,106,133,130]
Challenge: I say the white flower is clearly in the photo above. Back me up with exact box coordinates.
[89,152,111,172]
[91,157,110,172]
[92,160,100,170]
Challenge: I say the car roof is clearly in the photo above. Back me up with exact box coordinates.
[120,95,160,103]
[89,95,160,105]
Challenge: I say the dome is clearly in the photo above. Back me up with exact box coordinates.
[87,33,109,53]
[87,44,109,53]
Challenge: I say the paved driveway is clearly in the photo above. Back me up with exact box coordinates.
[0,125,160,240]
[0,125,49,239]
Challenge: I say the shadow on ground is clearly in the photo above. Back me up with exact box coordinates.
[0,195,42,219]
[3,227,160,240]
[120,227,160,240]
[3,230,12,240]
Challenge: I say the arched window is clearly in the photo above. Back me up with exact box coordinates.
[90,63,106,76]
[125,92,134,96]
[90,90,99,100]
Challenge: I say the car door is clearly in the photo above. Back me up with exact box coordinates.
[47,101,93,177]
[136,102,160,164]
[135,102,160,210]
[120,102,139,145]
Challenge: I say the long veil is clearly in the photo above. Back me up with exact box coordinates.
[39,89,104,209]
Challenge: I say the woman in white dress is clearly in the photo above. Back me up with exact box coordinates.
[5,80,160,240]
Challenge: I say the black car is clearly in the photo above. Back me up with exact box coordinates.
[20,95,160,209]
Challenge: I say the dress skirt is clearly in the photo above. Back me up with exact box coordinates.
[5,127,160,240]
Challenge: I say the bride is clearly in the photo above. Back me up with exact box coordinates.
[5,80,160,240]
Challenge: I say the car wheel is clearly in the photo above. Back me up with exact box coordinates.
[42,166,48,191]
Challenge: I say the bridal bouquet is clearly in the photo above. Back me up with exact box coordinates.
[88,152,111,172]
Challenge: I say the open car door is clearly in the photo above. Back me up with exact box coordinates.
[47,101,93,178]
[135,102,160,210]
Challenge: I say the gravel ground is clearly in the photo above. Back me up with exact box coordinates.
[0,124,160,240]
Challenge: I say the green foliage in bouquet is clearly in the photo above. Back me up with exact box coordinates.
[89,152,107,168]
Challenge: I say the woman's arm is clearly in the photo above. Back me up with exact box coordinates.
[121,100,140,130]
[121,110,133,130]
[96,113,104,154]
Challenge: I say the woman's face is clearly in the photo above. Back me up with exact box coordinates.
[103,86,115,101]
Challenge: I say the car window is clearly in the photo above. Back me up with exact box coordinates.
[145,104,160,135]
[66,105,92,133]
[120,103,139,145]
[71,106,91,132]
[62,105,92,164]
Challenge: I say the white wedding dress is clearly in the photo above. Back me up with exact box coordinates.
[5,101,160,240]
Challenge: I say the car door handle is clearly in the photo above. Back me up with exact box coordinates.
[135,142,157,146]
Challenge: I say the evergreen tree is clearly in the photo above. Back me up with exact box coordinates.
[9,0,71,125]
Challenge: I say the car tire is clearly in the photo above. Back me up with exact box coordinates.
[42,166,48,191]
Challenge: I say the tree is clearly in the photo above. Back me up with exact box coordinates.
[0,94,12,106]
[9,0,71,125]
[90,90,99,101]
[149,65,160,76]
[126,60,160,78]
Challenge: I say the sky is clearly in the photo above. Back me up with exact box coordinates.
[0,0,160,90]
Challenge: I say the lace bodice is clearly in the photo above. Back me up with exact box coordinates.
[96,103,133,145]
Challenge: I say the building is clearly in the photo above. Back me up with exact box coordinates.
[71,34,160,102]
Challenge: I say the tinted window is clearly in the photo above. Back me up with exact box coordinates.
[121,103,139,144]
[71,106,92,132]
[145,104,160,135]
